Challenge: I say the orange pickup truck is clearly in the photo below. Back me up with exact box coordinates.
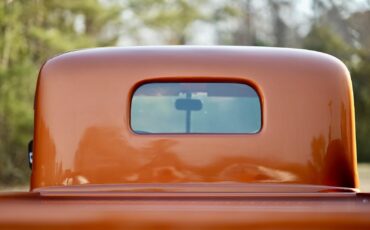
[0,47,369,229]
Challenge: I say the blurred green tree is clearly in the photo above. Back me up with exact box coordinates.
[0,0,122,186]
[127,0,208,44]
[352,50,370,162]
[127,0,238,44]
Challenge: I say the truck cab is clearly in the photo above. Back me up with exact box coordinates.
[1,47,369,229]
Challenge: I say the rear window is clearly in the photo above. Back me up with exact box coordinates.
[131,82,261,134]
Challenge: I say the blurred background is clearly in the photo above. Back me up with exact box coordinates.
[0,0,369,191]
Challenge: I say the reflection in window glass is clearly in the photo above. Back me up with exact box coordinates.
[131,83,261,134]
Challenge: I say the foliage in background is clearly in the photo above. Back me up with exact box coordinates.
[0,0,122,185]
[0,0,369,186]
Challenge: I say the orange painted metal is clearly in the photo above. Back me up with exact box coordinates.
[0,188,370,229]
[31,46,358,189]
[1,46,368,229]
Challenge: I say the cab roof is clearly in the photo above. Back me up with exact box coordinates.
[32,46,358,190]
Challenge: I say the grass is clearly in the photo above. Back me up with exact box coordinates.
[359,163,370,192]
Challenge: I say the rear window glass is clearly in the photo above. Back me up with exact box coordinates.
[131,83,261,134]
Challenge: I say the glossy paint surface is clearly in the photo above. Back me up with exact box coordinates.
[31,46,358,190]
[1,189,370,229]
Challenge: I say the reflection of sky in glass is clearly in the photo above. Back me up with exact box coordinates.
[131,83,261,134]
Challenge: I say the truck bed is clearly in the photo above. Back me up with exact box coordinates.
[1,184,369,229]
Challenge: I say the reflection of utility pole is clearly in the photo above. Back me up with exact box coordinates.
[185,92,191,133]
